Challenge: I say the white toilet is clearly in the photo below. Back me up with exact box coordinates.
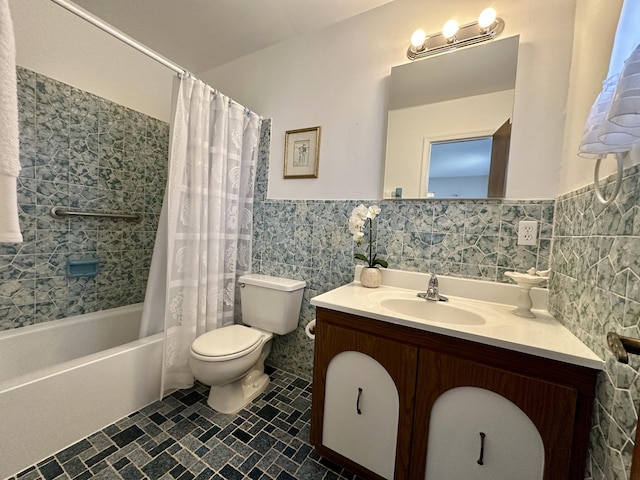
[188,274,306,414]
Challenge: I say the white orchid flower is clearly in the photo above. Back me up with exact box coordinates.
[352,204,369,219]
[367,205,381,219]
[347,204,388,269]
[348,215,365,235]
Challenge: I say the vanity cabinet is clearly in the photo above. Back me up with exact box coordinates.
[310,307,599,480]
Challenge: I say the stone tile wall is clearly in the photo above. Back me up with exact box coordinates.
[253,120,555,378]
[0,67,168,330]
[550,164,640,480]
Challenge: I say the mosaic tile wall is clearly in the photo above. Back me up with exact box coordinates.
[0,67,168,331]
[252,120,555,378]
[550,163,640,480]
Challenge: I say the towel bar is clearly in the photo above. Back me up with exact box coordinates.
[607,331,640,364]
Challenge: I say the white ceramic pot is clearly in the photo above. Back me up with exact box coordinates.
[360,267,382,288]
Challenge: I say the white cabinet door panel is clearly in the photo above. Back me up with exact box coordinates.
[323,351,399,480]
[425,386,544,480]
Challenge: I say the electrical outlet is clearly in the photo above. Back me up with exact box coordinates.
[517,220,538,246]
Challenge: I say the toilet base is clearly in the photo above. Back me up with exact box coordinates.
[206,368,270,414]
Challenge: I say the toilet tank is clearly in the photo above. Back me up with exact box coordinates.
[238,274,306,335]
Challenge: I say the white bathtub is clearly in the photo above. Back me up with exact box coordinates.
[0,303,163,479]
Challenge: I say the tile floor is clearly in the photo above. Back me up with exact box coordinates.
[10,367,359,480]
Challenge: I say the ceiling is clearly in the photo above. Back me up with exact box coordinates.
[71,0,394,74]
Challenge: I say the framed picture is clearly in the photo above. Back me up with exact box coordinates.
[283,126,321,178]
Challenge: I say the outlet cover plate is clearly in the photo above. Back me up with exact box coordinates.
[517,220,538,246]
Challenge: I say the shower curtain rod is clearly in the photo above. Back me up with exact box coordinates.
[49,0,186,76]
[49,0,261,118]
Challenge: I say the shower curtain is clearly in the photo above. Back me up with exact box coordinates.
[141,75,261,396]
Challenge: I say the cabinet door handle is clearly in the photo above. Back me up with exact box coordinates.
[477,432,486,465]
[356,387,363,414]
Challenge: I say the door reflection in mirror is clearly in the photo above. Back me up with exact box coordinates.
[420,120,510,199]
[426,137,493,198]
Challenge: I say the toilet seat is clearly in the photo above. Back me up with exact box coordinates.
[191,325,264,362]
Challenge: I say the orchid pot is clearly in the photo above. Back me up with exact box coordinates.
[348,204,388,288]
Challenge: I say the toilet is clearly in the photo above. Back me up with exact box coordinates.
[188,274,306,414]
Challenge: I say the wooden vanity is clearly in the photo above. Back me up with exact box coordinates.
[309,276,603,480]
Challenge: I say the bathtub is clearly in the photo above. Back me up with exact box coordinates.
[0,303,163,479]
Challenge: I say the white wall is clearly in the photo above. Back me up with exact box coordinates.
[384,90,513,198]
[201,0,577,200]
[9,0,174,122]
[559,0,640,195]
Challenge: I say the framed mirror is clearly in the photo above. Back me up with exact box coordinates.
[383,35,519,199]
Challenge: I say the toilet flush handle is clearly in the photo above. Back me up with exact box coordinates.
[238,282,245,288]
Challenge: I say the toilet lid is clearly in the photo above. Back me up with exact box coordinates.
[191,325,263,358]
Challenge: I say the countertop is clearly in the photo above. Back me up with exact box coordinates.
[311,281,604,370]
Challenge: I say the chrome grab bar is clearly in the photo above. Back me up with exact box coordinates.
[49,206,143,222]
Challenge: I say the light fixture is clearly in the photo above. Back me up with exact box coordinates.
[410,29,427,51]
[407,8,505,60]
[478,7,497,30]
[442,19,459,41]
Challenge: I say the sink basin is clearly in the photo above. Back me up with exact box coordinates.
[371,291,486,325]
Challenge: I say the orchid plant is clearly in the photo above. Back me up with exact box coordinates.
[348,204,388,269]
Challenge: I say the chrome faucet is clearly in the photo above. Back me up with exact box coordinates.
[417,273,448,302]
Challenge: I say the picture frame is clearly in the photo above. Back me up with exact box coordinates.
[283,126,321,178]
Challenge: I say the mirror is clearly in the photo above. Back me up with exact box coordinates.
[382,35,519,199]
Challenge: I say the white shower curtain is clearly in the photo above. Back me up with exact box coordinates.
[141,75,261,396]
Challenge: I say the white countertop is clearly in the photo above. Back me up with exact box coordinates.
[310,271,604,370]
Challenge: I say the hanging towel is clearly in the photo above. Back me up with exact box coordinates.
[0,0,22,243]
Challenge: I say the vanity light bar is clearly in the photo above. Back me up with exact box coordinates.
[407,14,505,60]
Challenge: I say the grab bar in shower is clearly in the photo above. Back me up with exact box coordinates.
[49,206,143,222]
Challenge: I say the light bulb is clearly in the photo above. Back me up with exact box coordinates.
[442,19,459,40]
[410,29,427,48]
[478,8,497,29]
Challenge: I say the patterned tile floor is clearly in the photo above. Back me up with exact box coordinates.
[10,367,360,480]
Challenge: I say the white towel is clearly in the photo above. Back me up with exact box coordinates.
[0,0,22,243]
[0,174,22,242]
